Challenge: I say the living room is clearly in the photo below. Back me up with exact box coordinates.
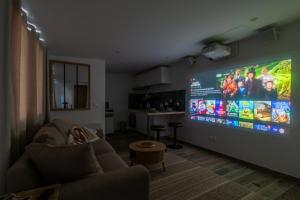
[1,0,300,199]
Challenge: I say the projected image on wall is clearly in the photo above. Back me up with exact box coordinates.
[188,59,291,135]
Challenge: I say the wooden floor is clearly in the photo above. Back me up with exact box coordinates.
[107,132,300,200]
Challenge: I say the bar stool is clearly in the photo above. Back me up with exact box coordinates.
[168,122,183,149]
[151,125,166,141]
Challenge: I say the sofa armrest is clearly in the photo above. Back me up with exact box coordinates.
[60,165,150,200]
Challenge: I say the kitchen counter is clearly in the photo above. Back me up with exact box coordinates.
[130,109,185,135]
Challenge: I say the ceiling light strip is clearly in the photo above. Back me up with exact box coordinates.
[20,6,47,45]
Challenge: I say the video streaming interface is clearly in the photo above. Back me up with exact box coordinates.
[189,59,291,135]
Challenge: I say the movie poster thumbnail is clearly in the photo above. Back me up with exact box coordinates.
[197,100,207,115]
[197,116,206,122]
[254,124,272,132]
[216,100,226,117]
[190,99,198,114]
[272,101,291,124]
[206,100,216,115]
[226,119,239,127]
[239,101,254,119]
[216,118,226,125]
[190,116,197,120]
[254,101,271,122]
[271,125,286,135]
[226,100,239,117]
[205,117,216,123]
[239,121,254,129]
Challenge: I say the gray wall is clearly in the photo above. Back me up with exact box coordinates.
[106,73,134,130]
[150,20,300,178]
[0,0,11,194]
[49,56,106,132]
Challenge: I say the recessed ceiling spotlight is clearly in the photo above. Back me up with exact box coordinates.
[39,38,45,42]
[250,17,258,22]
[27,26,32,31]
[36,29,42,34]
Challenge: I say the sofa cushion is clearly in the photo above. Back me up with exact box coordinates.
[26,143,102,184]
[59,166,150,200]
[6,152,43,193]
[96,152,128,172]
[33,124,66,146]
[91,138,115,155]
[52,118,78,140]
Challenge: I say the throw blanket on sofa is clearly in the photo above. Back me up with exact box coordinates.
[68,126,99,144]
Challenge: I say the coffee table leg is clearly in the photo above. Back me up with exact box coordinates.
[162,161,166,172]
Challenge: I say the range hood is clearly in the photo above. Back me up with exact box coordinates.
[134,67,170,89]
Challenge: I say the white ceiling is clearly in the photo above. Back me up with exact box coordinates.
[22,0,300,73]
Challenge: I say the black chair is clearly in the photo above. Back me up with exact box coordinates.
[168,122,183,149]
[151,125,166,141]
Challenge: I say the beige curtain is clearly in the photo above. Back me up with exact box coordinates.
[10,3,46,160]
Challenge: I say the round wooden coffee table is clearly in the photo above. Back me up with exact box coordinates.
[129,140,166,171]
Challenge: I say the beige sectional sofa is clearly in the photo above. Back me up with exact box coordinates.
[6,119,150,200]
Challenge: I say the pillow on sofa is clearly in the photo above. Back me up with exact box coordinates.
[83,127,99,142]
[26,143,102,184]
[33,124,66,146]
[68,126,88,144]
[68,126,99,145]
[52,118,78,140]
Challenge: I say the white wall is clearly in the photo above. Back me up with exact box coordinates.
[150,20,300,178]
[106,73,134,130]
[0,0,11,194]
[49,56,106,132]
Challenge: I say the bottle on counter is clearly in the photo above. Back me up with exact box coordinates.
[146,102,150,111]
[159,103,164,112]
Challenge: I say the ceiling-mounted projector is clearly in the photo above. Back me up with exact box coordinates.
[201,42,231,60]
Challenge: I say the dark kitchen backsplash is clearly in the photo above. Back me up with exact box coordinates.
[129,90,185,112]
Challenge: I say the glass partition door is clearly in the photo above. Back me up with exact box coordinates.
[50,60,90,110]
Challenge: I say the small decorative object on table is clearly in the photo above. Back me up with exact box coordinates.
[0,184,60,200]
